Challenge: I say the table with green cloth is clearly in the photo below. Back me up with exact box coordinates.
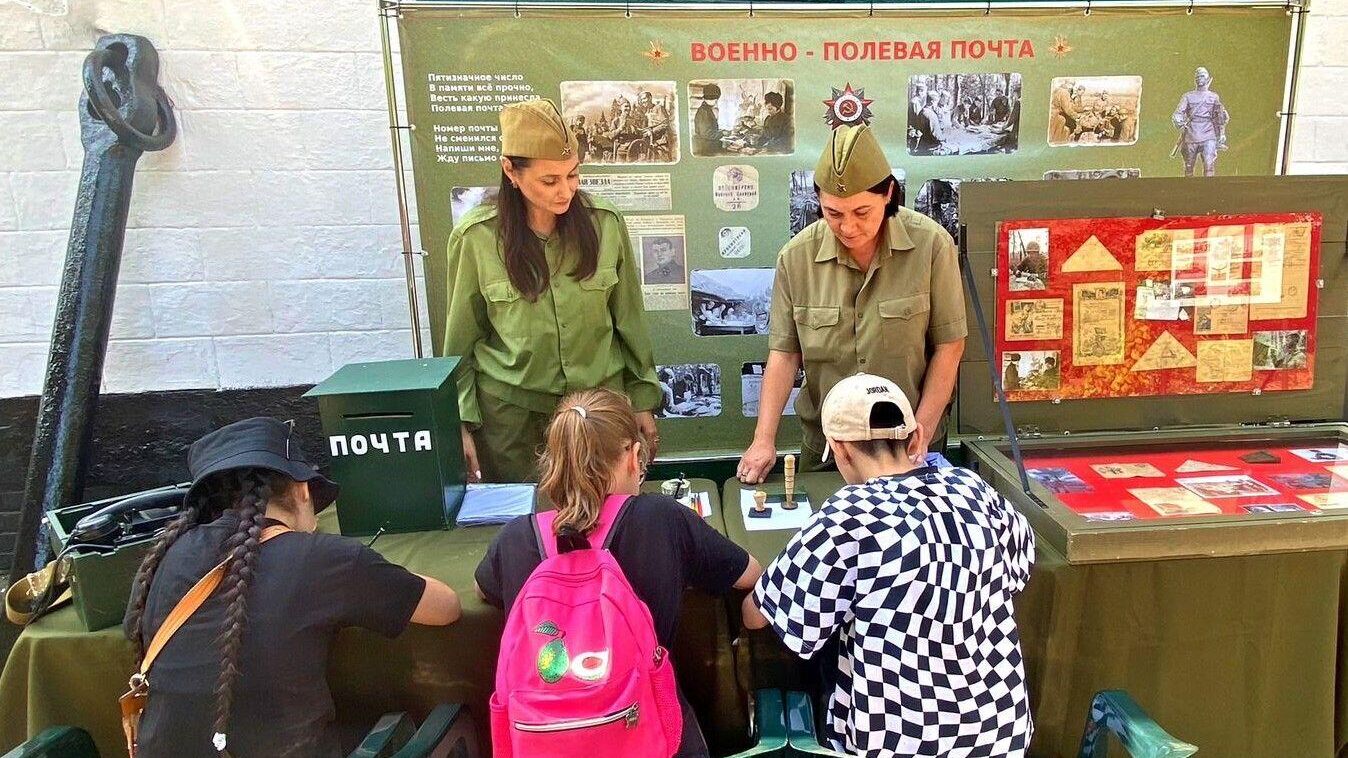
[723,473,1348,758]
[0,479,750,757]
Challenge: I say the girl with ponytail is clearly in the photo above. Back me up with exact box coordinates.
[474,389,763,757]
[124,418,460,757]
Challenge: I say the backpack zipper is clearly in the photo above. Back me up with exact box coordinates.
[514,703,640,733]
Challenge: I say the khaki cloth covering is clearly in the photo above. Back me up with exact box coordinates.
[812,124,892,198]
[498,98,579,160]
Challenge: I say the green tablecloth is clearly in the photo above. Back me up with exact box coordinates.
[0,480,746,757]
[723,473,1348,758]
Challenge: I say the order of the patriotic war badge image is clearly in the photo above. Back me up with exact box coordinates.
[823,83,874,128]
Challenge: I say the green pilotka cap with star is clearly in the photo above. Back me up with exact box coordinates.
[499,98,579,160]
[814,124,892,197]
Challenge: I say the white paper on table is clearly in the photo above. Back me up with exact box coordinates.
[739,490,814,531]
[676,491,714,519]
[455,483,536,525]
[1290,447,1348,463]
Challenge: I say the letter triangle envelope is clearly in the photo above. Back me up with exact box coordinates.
[1062,235,1123,272]
[1176,459,1237,473]
[1132,331,1197,371]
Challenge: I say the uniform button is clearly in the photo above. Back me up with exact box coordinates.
[860,358,868,364]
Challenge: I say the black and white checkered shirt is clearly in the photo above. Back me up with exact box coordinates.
[754,466,1035,757]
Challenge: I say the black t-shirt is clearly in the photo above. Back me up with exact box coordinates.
[475,494,750,648]
[126,515,426,758]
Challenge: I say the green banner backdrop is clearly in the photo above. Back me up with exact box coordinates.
[399,5,1293,457]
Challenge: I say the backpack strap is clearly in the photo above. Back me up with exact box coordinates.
[534,495,633,559]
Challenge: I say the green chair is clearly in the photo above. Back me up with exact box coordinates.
[1077,690,1198,758]
[0,727,99,758]
[723,689,789,757]
[783,690,848,756]
[348,712,417,757]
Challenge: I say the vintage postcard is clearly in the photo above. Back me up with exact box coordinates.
[1083,511,1137,522]
[1299,492,1348,509]
[561,81,679,165]
[1001,350,1061,392]
[1271,473,1334,491]
[1196,339,1254,383]
[1135,228,1194,272]
[1047,76,1143,146]
[1250,222,1311,321]
[1204,226,1247,289]
[1244,503,1307,514]
[1129,487,1221,517]
[1131,331,1197,372]
[1253,330,1309,370]
[1178,474,1279,499]
[1092,462,1166,479]
[1289,447,1348,463]
[1134,280,1182,321]
[1005,299,1064,342]
[1193,301,1249,336]
[1073,283,1125,366]
[1027,467,1093,493]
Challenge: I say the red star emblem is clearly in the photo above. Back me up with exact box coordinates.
[822,84,875,128]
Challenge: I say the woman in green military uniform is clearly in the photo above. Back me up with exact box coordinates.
[445,98,661,482]
[737,124,967,483]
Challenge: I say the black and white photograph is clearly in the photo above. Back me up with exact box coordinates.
[1002,350,1060,392]
[560,80,679,165]
[789,169,906,237]
[1044,168,1142,180]
[1027,468,1093,494]
[1243,503,1307,514]
[906,73,1021,156]
[451,186,499,224]
[1008,228,1050,291]
[1048,76,1143,146]
[656,364,722,418]
[914,178,1008,241]
[741,361,806,417]
[1178,474,1280,499]
[688,79,795,157]
[1291,447,1348,463]
[1254,330,1309,370]
[640,235,686,285]
[1271,473,1334,491]
[690,268,773,336]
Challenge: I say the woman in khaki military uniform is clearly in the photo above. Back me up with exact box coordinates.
[737,124,967,484]
[446,99,661,483]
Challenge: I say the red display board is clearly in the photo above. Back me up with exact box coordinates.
[1026,444,1348,521]
[995,213,1321,402]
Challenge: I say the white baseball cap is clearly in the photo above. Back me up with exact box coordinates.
[820,373,917,462]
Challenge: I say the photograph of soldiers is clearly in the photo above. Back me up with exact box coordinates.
[1171,67,1230,177]
[1044,168,1141,180]
[560,80,678,164]
[914,177,1009,241]
[788,169,906,237]
[1047,76,1143,146]
[656,364,722,418]
[1002,351,1061,391]
[1253,330,1309,370]
[688,79,795,156]
[906,73,1021,156]
[1008,228,1050,291]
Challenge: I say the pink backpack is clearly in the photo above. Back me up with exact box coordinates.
[489,494,684,758]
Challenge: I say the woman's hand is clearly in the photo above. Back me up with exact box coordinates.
[460,425,482,483]
[635,411,660,461]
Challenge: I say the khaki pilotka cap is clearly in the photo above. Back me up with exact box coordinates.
[813,124,893,198]
[499,98,579,160]
[819,373,917,462]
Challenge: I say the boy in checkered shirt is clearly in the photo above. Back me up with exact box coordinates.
[743,373,1035,758]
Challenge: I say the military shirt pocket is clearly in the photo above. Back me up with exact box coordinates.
[793,306,842,362]
[578,268,619,293]
[482,280,522,304]
[879,293,930,343]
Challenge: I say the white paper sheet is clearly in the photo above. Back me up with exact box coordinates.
[739,490,813,532]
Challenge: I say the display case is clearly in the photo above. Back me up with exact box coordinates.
[956,176,1348,563]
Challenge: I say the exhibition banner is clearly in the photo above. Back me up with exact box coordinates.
[399,5,1293,454]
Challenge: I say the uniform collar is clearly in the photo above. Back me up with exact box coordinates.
[815,213,916,268]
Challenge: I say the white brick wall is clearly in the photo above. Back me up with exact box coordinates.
[0,0,1342,398]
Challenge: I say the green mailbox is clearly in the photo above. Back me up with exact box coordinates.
[305,358,467,536]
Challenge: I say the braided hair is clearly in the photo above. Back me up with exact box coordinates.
[124,468,289,755]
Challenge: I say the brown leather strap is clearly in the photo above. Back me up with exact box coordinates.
[138,524,291,676]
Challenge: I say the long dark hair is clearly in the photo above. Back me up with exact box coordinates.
[496,156,600,301]
[125,468,290,752]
